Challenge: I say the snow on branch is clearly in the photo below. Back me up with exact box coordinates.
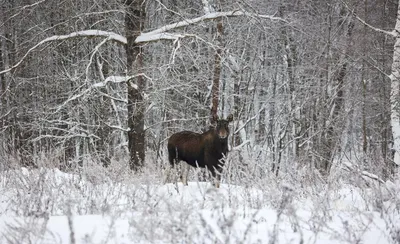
[103,123,130,132]
[0,10,284,75]
[341,161,385,184]
[92,73,151,89]
[136,33,186,43]
[232,140,251,151]
[135,10,286,43]
[0,30,126,75]
[31,133,100,142]
[201,0,214,14]
[354,14,395,37]
[92,75,130,88]
[53,76,127,114]
[340,161,395,198]
[341,2,395,37]
[54,87,91,114]
[11,0,48,19]
[54,73,151,114]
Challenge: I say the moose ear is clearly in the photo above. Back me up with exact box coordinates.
[212,114,219,122]
[227,114,233,122]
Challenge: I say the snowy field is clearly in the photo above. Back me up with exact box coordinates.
[0,166,399,244]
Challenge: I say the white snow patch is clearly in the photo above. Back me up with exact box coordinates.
[0,168,397,244]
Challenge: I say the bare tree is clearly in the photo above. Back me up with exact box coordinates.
[125,0,146,170]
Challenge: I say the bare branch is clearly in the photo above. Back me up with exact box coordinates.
[341,0,395,37]
[53,87,91,114]
[232,140,251,151]
[0,10,283,75]
[92,73,151,88]
[9,0,48,19]
[354,14,396,37]
[136,10,286,43]
[0,30,126,75]
[342,162,385,185]
[103,123,130,132]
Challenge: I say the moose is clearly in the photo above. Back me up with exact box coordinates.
[164,114,233,188]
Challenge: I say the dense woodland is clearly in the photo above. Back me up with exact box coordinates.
[0,0,399,181]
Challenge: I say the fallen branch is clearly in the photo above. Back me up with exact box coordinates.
[342,161,385,184]
[341,161,394,197]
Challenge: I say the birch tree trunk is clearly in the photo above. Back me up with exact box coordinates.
[210,19,223,120]
[390,0,400,169]
[210,0,224,121]
[125,0,146,171]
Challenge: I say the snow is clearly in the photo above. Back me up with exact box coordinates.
[93,76,131,88]
[201,0,214,14]
[0,168,398,243]
[135,10,286,44]
[0,11,285,75]
[136,33,186,43]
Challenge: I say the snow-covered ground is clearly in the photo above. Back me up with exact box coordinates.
[0,167,398,243]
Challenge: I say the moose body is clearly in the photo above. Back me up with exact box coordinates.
[165,114,233,188]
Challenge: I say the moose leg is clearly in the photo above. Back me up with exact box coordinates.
[165,162,181,185]
[164,151,177,184]
[214,166,223,188]
[207,165,222,188]
[205,154,222,188]
[164,164,172,184]
[181,162,189,186]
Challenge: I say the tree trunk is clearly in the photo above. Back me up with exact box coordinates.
[390,0,400,169]
[361,0,368,156]
[125,0,146,171]
[210,19,223,121]
[362,79,367,154]
[321,7,354,175]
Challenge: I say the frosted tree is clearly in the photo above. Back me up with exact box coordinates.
[351,0,400,176]
[0,0,285,170]
[389,1,400,173]
[125,0,146,171]
[0,0,397,180]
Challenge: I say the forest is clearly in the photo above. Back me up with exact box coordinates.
[0,0,399,243]
[0,0,399,177]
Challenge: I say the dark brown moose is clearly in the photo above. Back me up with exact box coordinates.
[164,114,233,188]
